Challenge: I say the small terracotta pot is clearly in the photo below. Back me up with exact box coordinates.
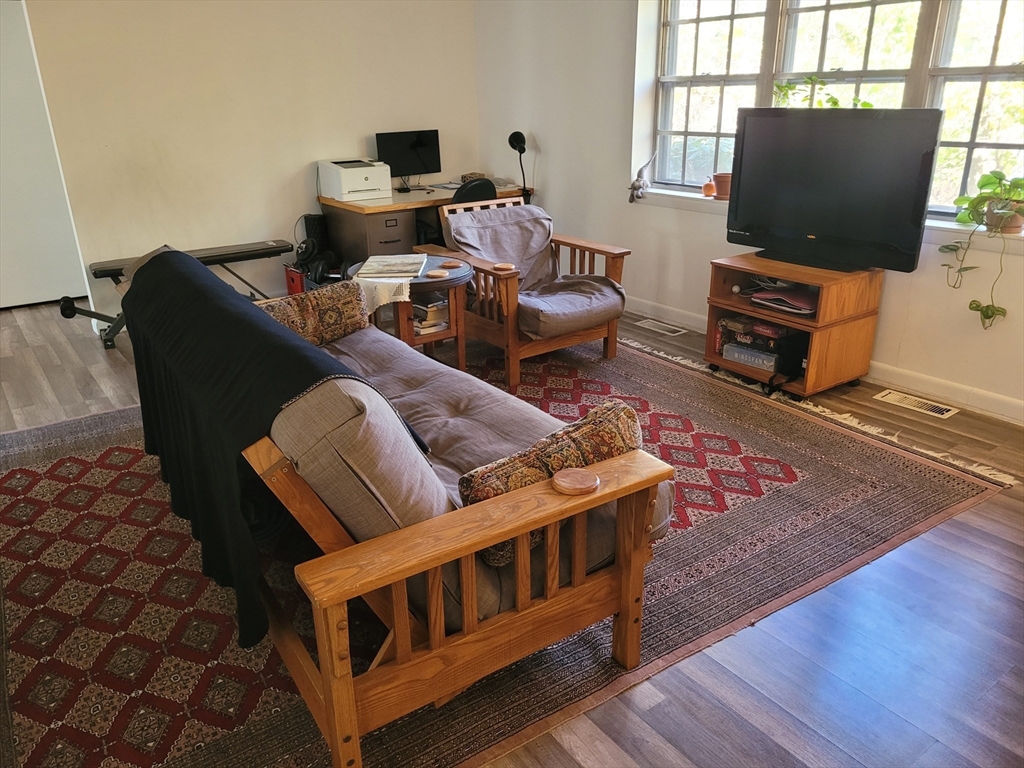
[712,172,732,201]
[985,203,1023,234]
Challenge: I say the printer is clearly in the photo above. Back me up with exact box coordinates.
[317,158,392,202]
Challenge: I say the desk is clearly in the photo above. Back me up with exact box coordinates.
[318,186,529,269]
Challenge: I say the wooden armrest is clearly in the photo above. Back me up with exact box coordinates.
[552,234,630,259]
[460,253,520,279]
[413,244,460,257]
[295,450,672,607]
[413,245,520,278]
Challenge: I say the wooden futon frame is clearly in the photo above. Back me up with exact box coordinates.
[243,436,673,768]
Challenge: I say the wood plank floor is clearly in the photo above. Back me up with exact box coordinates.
[2,303,1022,768]
[0,302,138,432]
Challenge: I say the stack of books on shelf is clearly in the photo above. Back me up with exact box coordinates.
[716,315,802,374]
[413,295,449,335]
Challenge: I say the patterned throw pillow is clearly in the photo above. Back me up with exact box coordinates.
[459,400,643,567]
[259,281,368,346]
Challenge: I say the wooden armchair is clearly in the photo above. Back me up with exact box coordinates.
[244,437,673,768]
[415,197,630,389]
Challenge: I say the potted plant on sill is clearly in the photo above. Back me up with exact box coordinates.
[939,170,1023,330]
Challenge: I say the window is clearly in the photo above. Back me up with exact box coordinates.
[776,0,923,110]
[929,0,1024,209]
[654,0,769,186]
[651,0,1024,214]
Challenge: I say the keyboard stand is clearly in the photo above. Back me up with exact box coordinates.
[59,240,294,348]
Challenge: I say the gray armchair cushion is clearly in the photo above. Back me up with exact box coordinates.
[445,204,556,292]
[518,275,626,339]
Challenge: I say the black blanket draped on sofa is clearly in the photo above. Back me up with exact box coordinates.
[122,250,409,646]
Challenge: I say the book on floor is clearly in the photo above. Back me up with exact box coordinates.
[355,254,428,278]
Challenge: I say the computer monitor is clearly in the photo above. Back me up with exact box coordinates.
[375,130,441,190]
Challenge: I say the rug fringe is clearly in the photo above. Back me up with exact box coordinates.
[618,338,1018,487]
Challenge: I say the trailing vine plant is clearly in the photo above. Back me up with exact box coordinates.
[939,171,1023,330]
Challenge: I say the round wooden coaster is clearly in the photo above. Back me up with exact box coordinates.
[425,269,449,279]
[441,260,463,269]
[493,262,516,271]
[552,468,600,496]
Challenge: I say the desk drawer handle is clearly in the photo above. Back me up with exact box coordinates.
[379,239,402,244]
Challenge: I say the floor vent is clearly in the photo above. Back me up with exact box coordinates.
[873,389,960,419]
[635,318,688,336]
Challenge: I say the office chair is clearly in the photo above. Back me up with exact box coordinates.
[451,178,497,204]
[420,178,500,246]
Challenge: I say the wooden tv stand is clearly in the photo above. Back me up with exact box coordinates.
[705,253,883,397]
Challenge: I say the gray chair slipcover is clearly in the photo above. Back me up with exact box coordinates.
[445,204,625,339]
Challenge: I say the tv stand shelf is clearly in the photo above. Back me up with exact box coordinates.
[705,253,883,397]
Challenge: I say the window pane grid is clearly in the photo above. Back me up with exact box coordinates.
[933,74,1024,207]
[928,0,1024,209]
[780,0,921,79]
[655,0,765,186]
[651,0,1024,199]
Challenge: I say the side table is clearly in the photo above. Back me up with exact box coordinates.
[351,255,474,371]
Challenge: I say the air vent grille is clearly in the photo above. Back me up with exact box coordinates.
[635,319,688,336]
[873,389,960,419]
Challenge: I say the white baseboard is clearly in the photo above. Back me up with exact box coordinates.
[626,296,706,333]
[627,297,1024,425]
[866,361,1024,426]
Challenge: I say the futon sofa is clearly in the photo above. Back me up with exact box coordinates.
[122,252,675,768]
[265,285,675,621]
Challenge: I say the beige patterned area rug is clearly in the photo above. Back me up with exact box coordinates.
[0,343,1000,767]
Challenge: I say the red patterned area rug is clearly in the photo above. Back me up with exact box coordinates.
[0,343,999,768]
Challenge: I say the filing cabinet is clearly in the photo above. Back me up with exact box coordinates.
[323,206,416,271]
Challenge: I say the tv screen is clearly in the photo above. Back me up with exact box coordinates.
[375,130,441,180]
[726,108,942,273]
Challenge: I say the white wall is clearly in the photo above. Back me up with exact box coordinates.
[25,0,481,317]
[0,0,87,309]
[474,0,1024,424]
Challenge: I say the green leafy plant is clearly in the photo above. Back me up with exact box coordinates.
[773,76,873,109]
[939,170,1023,330]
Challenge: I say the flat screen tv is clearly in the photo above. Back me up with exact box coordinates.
[375,129,441,187]
[726,108,942,273]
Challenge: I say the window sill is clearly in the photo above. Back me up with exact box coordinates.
[921,219,1024,255]
[637,187,729,215]
[636,189,1023,257]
